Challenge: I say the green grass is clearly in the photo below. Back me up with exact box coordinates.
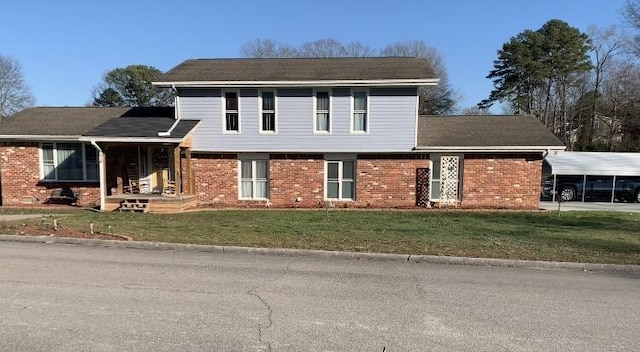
[2,208,639,265]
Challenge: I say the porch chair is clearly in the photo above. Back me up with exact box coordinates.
[124,164,140,194]
[162,168,176,195]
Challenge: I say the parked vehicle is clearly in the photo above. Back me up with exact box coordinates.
[541,176,640,202]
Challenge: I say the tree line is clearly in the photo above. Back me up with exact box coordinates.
[4,0,640,152]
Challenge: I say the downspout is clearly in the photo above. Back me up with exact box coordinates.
[158,84,181,137]
[90,141,106,212]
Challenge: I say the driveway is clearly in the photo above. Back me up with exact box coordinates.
[1,241,638,351]
[540,200,640,212]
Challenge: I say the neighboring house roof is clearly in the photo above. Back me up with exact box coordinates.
[0,107,199,143]
[545,151,640,176]
[154,57,438,87]
[0,107,130,138]
[416,115,565,152]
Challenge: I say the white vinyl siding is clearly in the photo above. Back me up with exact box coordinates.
[180,87,418,152]
[40,143,98,181]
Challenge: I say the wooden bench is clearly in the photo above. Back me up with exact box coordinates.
[47,188,79,206]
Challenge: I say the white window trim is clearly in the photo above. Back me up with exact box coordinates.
[39,142,98,182]
[350,88,370,134]
[313,89,332,134]
[237,155,270,200]
[222,90,241,134]
[259,89,277,134]
[324,159,356,201]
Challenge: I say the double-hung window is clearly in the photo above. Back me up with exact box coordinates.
[40,143,98,181]
[352,90,368,132]
[315,91,330,133]
[224,91,239,132]
[260,91,276,132]
[326,160,355,200]
[240,159,269,199]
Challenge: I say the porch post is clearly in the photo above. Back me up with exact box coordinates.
[91,141,106,211]
[173,146,182,195]
[184,148,192,195]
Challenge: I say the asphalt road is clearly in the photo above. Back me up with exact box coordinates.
[0,242,638,351]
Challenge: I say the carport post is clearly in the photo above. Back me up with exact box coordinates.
[552,174,557,203]
[582,175,586,202]
[611,175,616,203]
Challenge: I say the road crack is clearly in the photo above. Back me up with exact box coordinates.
[246,261,291,351]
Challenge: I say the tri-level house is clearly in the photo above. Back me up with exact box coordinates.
[0,57,564,212]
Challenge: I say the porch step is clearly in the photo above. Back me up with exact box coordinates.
[119,199,150,213]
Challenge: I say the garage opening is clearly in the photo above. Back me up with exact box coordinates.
[542,152,640,203]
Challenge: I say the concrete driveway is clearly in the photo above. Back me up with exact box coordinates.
[540,201,640,212]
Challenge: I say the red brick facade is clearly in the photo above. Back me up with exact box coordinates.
[461,154,542,209]
[0,144,543,210]
[0,143,99,207]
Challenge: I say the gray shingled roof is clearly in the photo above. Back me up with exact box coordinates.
[417,115,564,148]
[85,116,199,139]
[0,107,131,136]
[0,107,199,140]
[155,57,436,83]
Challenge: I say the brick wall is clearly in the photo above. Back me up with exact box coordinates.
[353,155,430,208]
[461,154,542,209]
[191,153,239,206]
[270,154,324,208]
[0,143,99,207]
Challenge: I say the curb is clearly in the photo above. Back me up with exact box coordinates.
[1,234,638,274]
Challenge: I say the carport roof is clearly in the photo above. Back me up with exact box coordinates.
[545,151,640,176]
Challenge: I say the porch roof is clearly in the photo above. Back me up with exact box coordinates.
[82,116,199,142]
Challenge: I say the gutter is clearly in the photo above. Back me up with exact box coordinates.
[413,146,567,153]
[152,78,440,88]
[158,84,181,137]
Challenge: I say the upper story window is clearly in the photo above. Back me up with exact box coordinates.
[224,91,239,132]
[352,90,368,133]
[315,91,330,133]
[260,91,276,133]
[40,142,98,181]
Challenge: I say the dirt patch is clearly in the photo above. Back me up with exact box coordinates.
[0,222,132,241]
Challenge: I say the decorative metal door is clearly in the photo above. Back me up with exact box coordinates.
[416,168,430,207]
[439,156,459,204]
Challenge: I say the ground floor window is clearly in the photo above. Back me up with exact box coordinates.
[40,142,98,181]
[325,160,355,200]
[239,159,269,199]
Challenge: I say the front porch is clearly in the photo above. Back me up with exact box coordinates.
[105,194,198,213]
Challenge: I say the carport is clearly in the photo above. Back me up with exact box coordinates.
[543,152,640,203]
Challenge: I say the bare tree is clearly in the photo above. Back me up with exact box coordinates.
[460,106,491,115]
[381,40,458,114]
[0,55,35,119]
[239,39,297,58]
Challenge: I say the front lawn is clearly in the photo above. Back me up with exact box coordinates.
[2,208,639,265]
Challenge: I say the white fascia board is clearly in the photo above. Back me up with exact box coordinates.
[0,135,82,141]
[79,136,184,143]
[153,78,440,88]
[414,146,566,153]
